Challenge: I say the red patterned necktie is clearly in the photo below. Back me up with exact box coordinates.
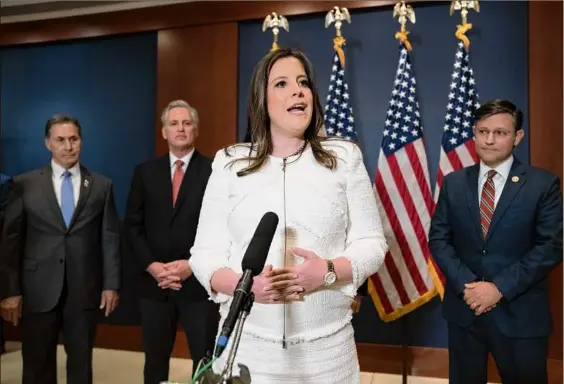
[172,160,184,207]
[480,170,497,239]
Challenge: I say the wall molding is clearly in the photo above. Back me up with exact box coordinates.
[0,1,405,46]
[0,0,193,24]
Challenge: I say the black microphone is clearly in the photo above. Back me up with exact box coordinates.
[214,212,279,358]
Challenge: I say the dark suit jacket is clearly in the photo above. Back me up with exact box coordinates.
[0,174,14,302]
[429,159,563,338]
[0,174,13,233]
[124,151,212,302]
[0,164,121,313]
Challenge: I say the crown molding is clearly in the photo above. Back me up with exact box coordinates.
[0,0,193,24]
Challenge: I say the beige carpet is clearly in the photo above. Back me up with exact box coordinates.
[1,342,454,383]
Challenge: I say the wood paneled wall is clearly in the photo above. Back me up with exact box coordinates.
[528,0,563,361]
[156,22,239,158]
[1,1,562,381]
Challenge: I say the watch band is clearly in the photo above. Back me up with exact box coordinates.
[327,260,335,273]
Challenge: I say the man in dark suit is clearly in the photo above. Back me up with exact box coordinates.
[429,99,563,383]
[125,99,219,383]
[0,173,14,354]
[0,114,120,384]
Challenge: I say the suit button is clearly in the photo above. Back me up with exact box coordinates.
[59,259,64,263]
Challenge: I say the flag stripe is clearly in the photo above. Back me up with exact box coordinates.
[446,149,464,171]
[384,151,430,295]
[374,191,417,306]
[369,265,395,313]
[404,144,434,222]
[374,169,417,304]
[410,140,435,214]
[457,140,478,165]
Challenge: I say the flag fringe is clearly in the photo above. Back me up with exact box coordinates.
[368,278,438,322]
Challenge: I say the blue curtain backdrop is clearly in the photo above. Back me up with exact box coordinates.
[0,32,157,217]
[238,1,528,348]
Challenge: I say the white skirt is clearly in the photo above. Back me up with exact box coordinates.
[211,323,361,384]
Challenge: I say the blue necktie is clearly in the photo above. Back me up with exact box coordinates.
[61,170,75,227]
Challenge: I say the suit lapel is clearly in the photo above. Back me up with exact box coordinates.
[39,165,66,230]
[486,161,527,241]
[464,165,483,240]
[68,165,93,230]
[171,151,201,222]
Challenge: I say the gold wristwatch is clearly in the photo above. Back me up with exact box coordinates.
[323,260,337,286]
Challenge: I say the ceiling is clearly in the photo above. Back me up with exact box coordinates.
[0,0,193,23]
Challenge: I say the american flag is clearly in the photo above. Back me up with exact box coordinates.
[434,41,481,202]
[323,52,357,141]
[370,43,442,321]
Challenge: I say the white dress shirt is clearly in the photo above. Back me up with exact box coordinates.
[478,155,514,208]
[51,159,81,207]
[169,149,194,179]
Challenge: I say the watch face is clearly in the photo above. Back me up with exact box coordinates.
[324,272,337,285]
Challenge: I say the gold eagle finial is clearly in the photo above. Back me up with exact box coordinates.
[325,6,351,37]
[450,1,480,25]
[393,1,416,31]
[262,12,289,51]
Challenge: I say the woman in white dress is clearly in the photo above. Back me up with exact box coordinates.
[189,48,388,383]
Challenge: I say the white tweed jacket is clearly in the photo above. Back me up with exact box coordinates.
[190,140,388,344]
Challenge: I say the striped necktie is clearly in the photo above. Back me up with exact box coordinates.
[479,170,497,239]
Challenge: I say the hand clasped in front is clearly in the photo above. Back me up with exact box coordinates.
[252,247,328,304]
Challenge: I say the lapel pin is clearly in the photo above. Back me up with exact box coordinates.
[511,176,519,183]
[84,179,89,188]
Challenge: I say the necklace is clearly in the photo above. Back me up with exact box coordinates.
[282,140,307,160]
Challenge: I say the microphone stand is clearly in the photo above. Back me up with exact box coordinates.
[194,293,254,383]
[218,292,255,383]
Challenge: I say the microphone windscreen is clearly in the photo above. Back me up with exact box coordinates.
[241,212,279,275]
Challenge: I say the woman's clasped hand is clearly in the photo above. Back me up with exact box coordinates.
[252,264,302,303]
[251,247,328,304]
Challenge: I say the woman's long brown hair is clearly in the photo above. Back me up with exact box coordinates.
[226,48,344,177]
